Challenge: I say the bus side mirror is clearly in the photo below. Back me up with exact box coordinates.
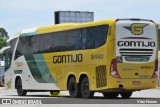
[0,46,11,54]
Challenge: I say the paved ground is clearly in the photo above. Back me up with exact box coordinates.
[0,87,160,107]
[0,87,160,98]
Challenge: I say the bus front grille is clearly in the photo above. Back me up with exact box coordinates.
[96,65,107,88]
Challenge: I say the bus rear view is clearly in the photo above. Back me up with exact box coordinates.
[109,19,158,98]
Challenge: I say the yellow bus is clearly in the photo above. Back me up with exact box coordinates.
[0,18,158,98]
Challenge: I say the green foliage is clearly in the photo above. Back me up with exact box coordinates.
[0,28,8,48]
[0,37,7,48]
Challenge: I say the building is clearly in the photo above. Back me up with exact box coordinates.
[54,11,94,24]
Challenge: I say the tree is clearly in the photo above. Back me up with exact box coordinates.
[0,28,8,48]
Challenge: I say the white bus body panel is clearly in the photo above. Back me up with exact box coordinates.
[4,55,60,90]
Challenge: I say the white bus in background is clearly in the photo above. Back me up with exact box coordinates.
[0,60,5,84]
[0,50,6,85]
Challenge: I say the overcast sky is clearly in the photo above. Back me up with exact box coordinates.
[0,0,160,37]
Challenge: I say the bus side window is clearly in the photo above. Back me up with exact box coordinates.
[75,30,82,50]
[26,36,32,55]
[82,27,95,49]
[15,37,26,58]
[66,29,81,50]
[95,25,108,48]
[39,33,53,53]
[31,35,40,54]
[53,31,67,52]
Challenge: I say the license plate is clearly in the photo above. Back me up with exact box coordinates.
[132,81,141,85]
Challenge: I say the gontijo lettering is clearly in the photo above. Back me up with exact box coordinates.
[53,54,83,64]
[117,41,155,47]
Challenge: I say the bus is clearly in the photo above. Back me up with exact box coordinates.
[0,19,158,98]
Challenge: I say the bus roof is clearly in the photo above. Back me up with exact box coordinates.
[17,19,115,37]
[11,18,154,38]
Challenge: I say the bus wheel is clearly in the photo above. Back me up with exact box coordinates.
[120,92,132,99]
[68,77,81,98]
[80,77,94,98]
[50,90,60,95]
[16,79,27,96]
[102,92,119,99]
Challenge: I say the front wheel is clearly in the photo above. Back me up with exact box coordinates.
[80,77,94,98]
[120,92,132,99]
[16,79,27,96]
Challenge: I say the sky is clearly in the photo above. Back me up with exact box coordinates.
[0,0,160,38]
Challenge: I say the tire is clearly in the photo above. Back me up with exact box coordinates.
[102,92,119,99]
[80,77,94,98]
[50,90,60,95]
[16,79,27,96]
[120,92,132,99]
[68,77,81,98]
